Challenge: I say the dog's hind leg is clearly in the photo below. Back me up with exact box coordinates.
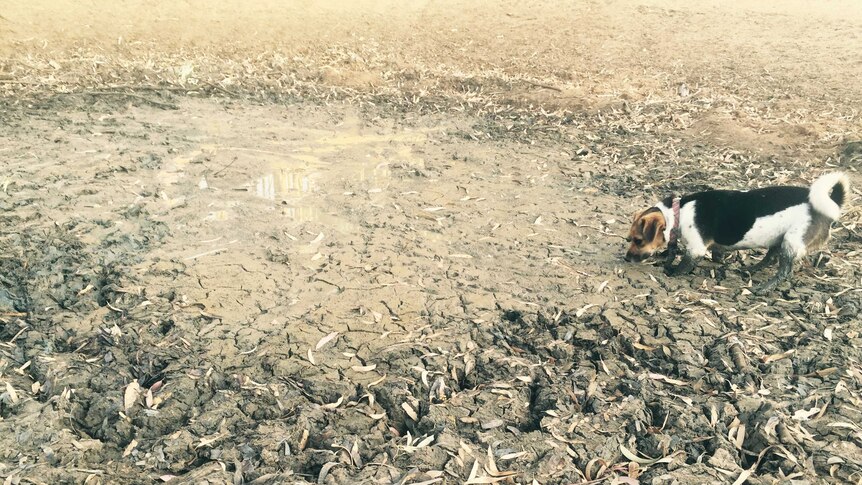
[753,248,794,295]
[747,245,780,273]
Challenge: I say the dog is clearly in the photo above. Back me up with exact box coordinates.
[625,172,850,293]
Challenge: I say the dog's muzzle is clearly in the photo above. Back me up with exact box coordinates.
[625,249,657,262]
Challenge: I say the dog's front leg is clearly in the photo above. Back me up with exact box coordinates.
[665,252,703,276]
[663,245,678,271]
[753,250,794,295]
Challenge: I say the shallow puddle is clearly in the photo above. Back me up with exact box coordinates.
[157,111,436,235]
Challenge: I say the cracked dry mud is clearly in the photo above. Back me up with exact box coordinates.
[2,1,862,484]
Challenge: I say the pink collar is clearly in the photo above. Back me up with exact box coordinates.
[669,198,681,246]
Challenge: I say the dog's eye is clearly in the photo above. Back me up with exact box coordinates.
[633,237,644,246]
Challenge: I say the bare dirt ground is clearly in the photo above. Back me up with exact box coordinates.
[2,1,862,484]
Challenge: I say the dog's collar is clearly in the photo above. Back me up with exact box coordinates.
[669,197,681,246]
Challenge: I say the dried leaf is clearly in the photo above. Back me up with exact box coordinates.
[619,444,672,466]
[734,424,746,449]
[619,444,653,464]
[323,396,344,409]
[486,445,499,475]
[466,475,517,483]
[194,433,226,449]
[410,479,443,485]
[464,354,475,376]
[670,393,693,406]
[307,348,317,365]
[122,439,138,457]
[318,462,340,484]
[415,435,435,448]
[731,467,753,485]
[482,419,504,429]
[467,459,480,481]
[4,382,18,404]
[647,373,687,386]
[632,342,655,351]
[350,440,362,468]
[316,331,339,350]
[792,407,821,421]
[351,364,377,372]
[402,402,418,421]
[150,380,164,393]
[500,451,527,460]
[310,232,325,245]
[828,422,861,431]
[124,381,142,410]
[299,429,309,451]
[576,304,596,317]
[761,349,795,363]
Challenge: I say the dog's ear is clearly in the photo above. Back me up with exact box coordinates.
[643,218,657,241]
[642,213,666,242]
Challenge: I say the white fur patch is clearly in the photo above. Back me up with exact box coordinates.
[678,201,708,257]
[809,172,849,221]
[731,204,811,255]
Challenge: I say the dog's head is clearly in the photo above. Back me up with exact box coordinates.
[625,207,667,262]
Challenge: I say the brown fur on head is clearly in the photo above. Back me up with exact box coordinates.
[625,208,667,262]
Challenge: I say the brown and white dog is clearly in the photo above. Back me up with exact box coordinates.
[625,172,850,294]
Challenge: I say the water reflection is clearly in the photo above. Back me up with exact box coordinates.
[255,169,314,200]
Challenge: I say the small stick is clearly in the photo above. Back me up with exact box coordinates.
[212,157,238,177]
[0,311,27,317]
[184,248,228,261]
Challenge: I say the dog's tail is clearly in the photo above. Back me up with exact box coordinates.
[809,172,849,221]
